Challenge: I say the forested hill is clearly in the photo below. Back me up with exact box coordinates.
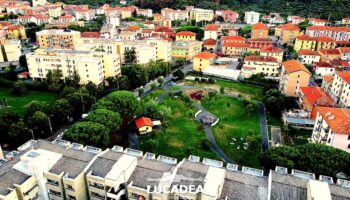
[48,0,350,20]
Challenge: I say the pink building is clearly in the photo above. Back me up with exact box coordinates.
[216,10,238,23]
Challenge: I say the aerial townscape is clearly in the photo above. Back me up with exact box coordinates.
[1,0,350,199]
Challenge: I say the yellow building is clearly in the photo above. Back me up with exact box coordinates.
[294,35,316,51]
[27,48,121,85]
[135,117,153,134]
[153,13,162,22]
[222,42,250,56]
[48,6,62,18]
[3,39,21,62]
[315,36,336,51]
[176,31,196,41]
[36,29,81,49]
[193,52,216,72]
[145,38,172,61]
[280,60,311,96]
[342,17,350,25]
[171,40,202,60]
[275,23,300,44]
[251,23,269,39]
[242,56,279,78]
[6,25,26,40]
[188,8,214,22]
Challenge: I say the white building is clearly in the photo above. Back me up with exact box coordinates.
[313,62,336,76]
[244,11,260,24]
[329,71,350,108]
[312,107,350,153]
[106,13,120,27]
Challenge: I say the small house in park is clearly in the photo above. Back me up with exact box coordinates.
[135,117,153,134]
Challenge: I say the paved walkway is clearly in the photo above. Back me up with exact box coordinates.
[258,102,269,152]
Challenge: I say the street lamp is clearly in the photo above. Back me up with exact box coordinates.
[48,115,53,135]
[25,128,35,140]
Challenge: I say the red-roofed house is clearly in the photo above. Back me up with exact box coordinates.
[81,32,100,38]
[193,52,216,72]
[339,47,350,61]
[176,31,196,41]
[75,9,96,21]
[203,38,217,51]
[248,38,274,51]
[280,60,311,96]
[329,71,350,108]
[305,26,350,43]
[312,107,350,153]
[309,18,328,26]
[313,62,335,76]
[222,36,246,44]
[222,42,250,56]
[18,15,34,24]
[242,56,279,78]
[251,23,269,39]
[204,24,219,40]
[298,49,321,64]
[319,49,341,62]
[260,47,283,63]
[35,15,51,25]
[299,86,337,119]
[135,117,153,134]
[315,36,336,51]
[275,23,300,44]
[58,15,75,23]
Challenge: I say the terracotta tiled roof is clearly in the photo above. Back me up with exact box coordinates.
[135,117,153,128]
[252,22,268,30]
[222,42,250,47]
[316,36,335,42]
[249,38,273,42]
[299,49,320,56]
[296,35,316,41]
[222,36,246,41]
[81,32,100,38]
[176,31,196,37]
[245,55,277,63]
[300,86,336,109]
[279,23,299,31]
[59,15,73,19]
[307,26,350,32]
[282,60,311,74]
[336,71,350,85]
[330,60,349,67]
[323,75,334,84]
[261,47,283,53]
[35,15,50,20]
[205,24,219,31]
[313,62,334,68]
[316,107,350,134]
[154,26,174,33]
[343,17,350,20]
[319,48,341,55]
[125,26,141,31]
[203,38,217,45]
[18,15,32,19]
[339,47,350,54]
[193,52,216,59]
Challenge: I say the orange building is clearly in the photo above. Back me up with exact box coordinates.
[221,36,246,44]
[280,60,311,96]
[251,22,269,39]
[319,49,341,62]
[275,23,300,44]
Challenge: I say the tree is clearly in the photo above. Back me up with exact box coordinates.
[138,88,144,97]
[92,91,140,123]
[124,48,137,64]
[8,122,28,145]
[65,68,80,88]
[85,109,121,133]
[47,69,63,92]
[24,101,49,122]
[263,89,286,116]
[260,143,350,178]
[172,69,185,81]
[52,99,73,124]
[12,81,27,96]
[0,111,20,143]
[27,111,50,138]
[220,87,225,94]
[4,64,17,81]
[143,100,171,120]
[150,82,157,90]
[157,77,164,86]
[66,90,96,119]
[63,122,109,148]
[116,75,130,90]
[122,64,148,89]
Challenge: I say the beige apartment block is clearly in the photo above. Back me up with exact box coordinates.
[36,29,81,49]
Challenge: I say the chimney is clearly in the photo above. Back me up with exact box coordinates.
[0,146,4,160]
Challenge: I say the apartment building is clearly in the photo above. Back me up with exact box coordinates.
[275,23,300,45]
[280,60,311,97]
[75,9,96,21]
[26,48,121,85]
[204,24,219,40]
[339,47,350,61]
[222,36,246,44]
[244,11,260,24]
[241,55,279,78]
[251,22,268,39]
[215,10,239,23]
[298,49,321,64]
[176,31,196,41]
[329,71,350,108]
[315,36,336,51]
[294,35,317,51]
[342,17,350,25]
[313,62,336,76]
[305,26,350,42]
[4,25,27,40]
[0,39,21,62]
[144,38,172,62]
[36,29,82,50]
[222,42,250,56]
[312,107,350,153]
[188,8,214,23]
[161,8,188,21]
[193,52,216,72]
[319,49,341,62]
[123,40,156,64]
[260,47,283,63]
[248,38,274,51]
[32,0,47,7]
[48,5,62,18]
[171,40,202,60]
[1,139,350,200]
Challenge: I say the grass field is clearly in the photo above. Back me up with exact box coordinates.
[139,96,219,161]
[0,88,57,116]
[183,79,264,100]
[201,95,262,168]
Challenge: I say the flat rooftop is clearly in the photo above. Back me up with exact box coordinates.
[0,169,30,196]
[220,170,268,200]
[171,159,209,188]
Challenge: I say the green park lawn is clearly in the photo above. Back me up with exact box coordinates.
[201,95,262,168]
[0,88,57,116]
[139,96,219,161]
[184,79,264,100]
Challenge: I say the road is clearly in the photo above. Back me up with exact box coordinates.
[258,102,269,152]
[133,63,193,97]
